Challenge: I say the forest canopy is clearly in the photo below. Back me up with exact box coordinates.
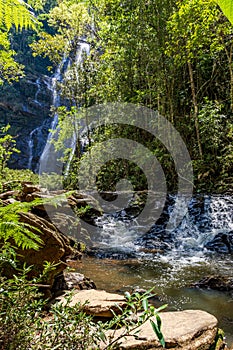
[0,0,233,192]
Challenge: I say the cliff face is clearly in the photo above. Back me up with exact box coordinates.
[0,72,53,170]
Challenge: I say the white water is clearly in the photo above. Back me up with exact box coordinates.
[34,78,42,106]
[83,194,233,344]
[39,42,90,175]
[27,77,43,170]
[38,56,67,173]
[27,126,43,169]
[92,195,233,259]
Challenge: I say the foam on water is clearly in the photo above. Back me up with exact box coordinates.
[92,194,233,264]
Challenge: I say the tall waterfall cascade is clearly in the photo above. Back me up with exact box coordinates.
[27,41,90,173]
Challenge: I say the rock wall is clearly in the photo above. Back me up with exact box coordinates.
[0,73,52,170]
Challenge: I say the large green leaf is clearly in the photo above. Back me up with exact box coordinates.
[217,0,233,24]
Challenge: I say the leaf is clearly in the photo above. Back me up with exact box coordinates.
[124,291,131,300]
[142,298,148,311]
[217,0,233,24]
[150,319,166,348]
[154,304,168,313]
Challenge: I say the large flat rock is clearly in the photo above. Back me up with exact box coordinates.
[58,289,126,318]
[56,290,223,349]
[102,310,219,349]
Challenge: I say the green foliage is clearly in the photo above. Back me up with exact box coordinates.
[209,328,225,350]
[0,169,39,193]
[0,32,25,83]
[0,251,167,349]
[6,0,232,192]
[103,290,167,349]
[0,199,43,250]
[0,124,20,175]
[31,1,91,65]
[0,268,45,349]
[0,0,36,32]
[198,99,226,155]
[0,0,38,84]
[166,0,224,64]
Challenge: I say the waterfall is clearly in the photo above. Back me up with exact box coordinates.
[27,126,42,170]
[27,77,51,171]
[90,194,233,259]
[34,78,42,106]
[39,42,90,175]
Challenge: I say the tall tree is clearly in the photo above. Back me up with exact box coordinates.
[166,0,233,158]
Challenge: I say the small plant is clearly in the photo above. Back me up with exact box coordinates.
[99,290,166,349]
[0,265,45,350]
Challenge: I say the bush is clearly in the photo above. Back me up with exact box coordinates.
[0,168,39,193]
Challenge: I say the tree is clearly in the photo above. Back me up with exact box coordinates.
[0,0,35,31]
[166,0,233,158]
[30,0,233,191]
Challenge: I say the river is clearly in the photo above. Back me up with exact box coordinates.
[77,194,233,345]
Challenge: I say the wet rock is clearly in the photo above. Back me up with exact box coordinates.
[52,272,96,296]
[138,237,172,253]
[136,229,174,253]
[57,289,126,318]
[205,232,233,254]
[191,276,233,292]
[0,74,52,170]
[87,246,138,260]
[101,310,220,349]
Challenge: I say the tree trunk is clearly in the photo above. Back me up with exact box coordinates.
[223,42,233,111]
[187,61,203,159]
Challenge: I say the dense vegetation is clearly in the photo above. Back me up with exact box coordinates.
[0,1,232,348]
[4,0,231,193]
[0,0,232,192]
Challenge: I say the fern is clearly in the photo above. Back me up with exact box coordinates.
[0,0,36,32]
[0,199,44,250]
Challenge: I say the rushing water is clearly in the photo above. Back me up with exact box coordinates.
[39,42,90,174]
[27,42,90,173]
[78,194,233,345]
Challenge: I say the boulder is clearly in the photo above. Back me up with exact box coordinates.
[191,275,233,292]
[52,272,96,296]
[101,310,221,350]
[57,289,126,318]
[17,211,81,286]
[205,232,233,254]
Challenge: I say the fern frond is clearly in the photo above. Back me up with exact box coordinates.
[0,0,36,32]
[0,222,42,250]
[0,199,44,250]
